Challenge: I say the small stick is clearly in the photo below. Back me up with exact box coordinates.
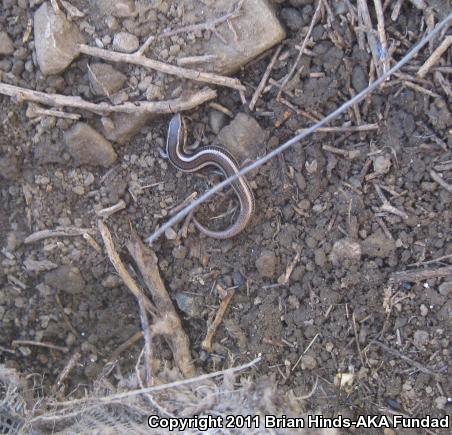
[96,199,127,218]
[357,0,383,77]
[169,192,198,216]
[98,220,157,317]
[352,313,365,367]
[24,226,93,244]
[374,184,408,219]
[208,102,234,118]
[177,55,218,66]
[417,36,452,78]
[322,144,361,160]
[249,45,282,111]
[202,285,235,352]
[138,297,153,386]
[390,266,452,283]
[0,82,217,116]
[12,340,68,353]
[406,253,452,267]
[291,333,320,372]
[375,216,394,240]
[430,169,452,193]
[109,330,143,363]
[391,0,403,22]
[373,0,390,74]
[277,0,322,100]
[26,102,80,120]
[78,44,246,92]
[371,341,439,375]
[277,246,301,285]
[297,124,379,134]
[82,233,102,253]
[52,351,81,395]
[402,80,441,98]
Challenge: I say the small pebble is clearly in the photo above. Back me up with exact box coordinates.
[112,32,139,53]
[165,227,178,240]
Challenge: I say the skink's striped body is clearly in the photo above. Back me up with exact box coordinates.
[166,114,254,239]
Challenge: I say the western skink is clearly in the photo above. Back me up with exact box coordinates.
[165,113,254,239]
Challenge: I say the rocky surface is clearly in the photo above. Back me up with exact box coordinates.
[64,123,117,167]
[217,113,267,163]
[88,63,127,97]
[33,2,84,74]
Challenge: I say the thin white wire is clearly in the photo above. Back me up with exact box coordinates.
[146,13,451,244]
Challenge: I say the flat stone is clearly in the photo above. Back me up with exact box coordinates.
[95,0,137,18]
[0,31,14,55]
[186,0,285,75]
[102,112,156,144]
[65,123,117,167]
[217,113,266,163]
[438,281,452,296]
[112,32,139,53]
[88,63,127,97]
[44,265,85,294]
[33,3,84,75]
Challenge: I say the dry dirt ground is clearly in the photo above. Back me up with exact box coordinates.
[0,0,451,433]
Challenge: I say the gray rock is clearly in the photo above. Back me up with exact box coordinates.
[200,0,285,75]
[88,63,127,97]
[102,112,156,144]
[280,8,303,30]
[373,154,391,174]
[352,65,367,93]
[165,228,178,240]
[438,281,452,296]
[209,109,228,134]
[330,238,362,265]
[301,355,318,370]
[362,232,396,258]
[96,0,137,18]
[413,330,429,348]
[174,292,201,318]
[112,32,139,53]
[33,3,84,75]
[65,123,117,167]
[0,31,14,55]
[256,250,278,278]
[44,265,85,294]
[217,113,266,163]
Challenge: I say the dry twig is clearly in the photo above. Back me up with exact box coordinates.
[24,227,93,244]
[11,340,68,353]
[201,286,236,353]
[390,266,452,283]
[277,0,322,99]
[0,83,217,116]
[417,35,452,78]
[430,169,452,193]
[126,232,195,378]
[78,44,245,92]
[249,45,282,111]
